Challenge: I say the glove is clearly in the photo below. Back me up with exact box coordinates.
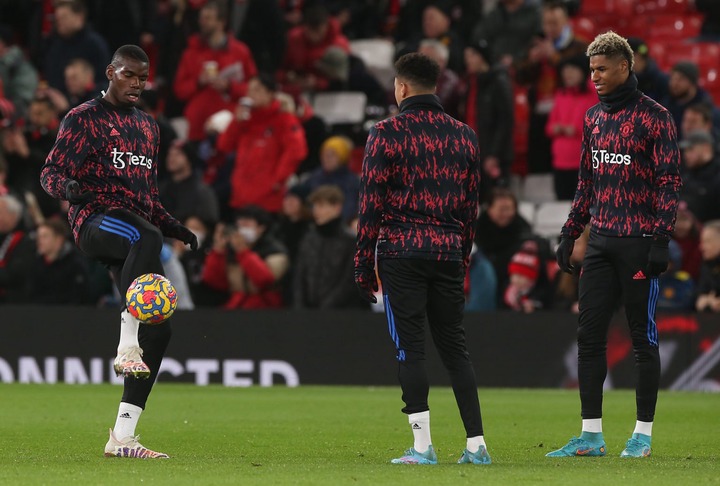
[646,235,670,277]
[169,224,199,251]
[65,180,95,205]
[354,266,378,304]
[556,237,575,274]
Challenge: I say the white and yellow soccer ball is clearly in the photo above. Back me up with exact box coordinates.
[126,273,178,324]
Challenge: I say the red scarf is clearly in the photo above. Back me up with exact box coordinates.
[0,230,25,268]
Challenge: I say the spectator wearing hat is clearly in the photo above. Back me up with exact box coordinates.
[546,54,597,200]
[201,205,289,309]
[463,40,514,193]
[679,130,720,223]
[396,1,465,73]
[627,37,669,104]
[159,141,220,227]
[696,220,720,313]
[662,61,716,138]
[315,45,387,107]
[515,1,587,174]
[297,135,360,223]
[216,74,307,214]
[503,240,552,312]
[0,24,39,123]
[173,0,258,141]
[418,38,463,119]
[293,185,363,309]
[279,4,350,95]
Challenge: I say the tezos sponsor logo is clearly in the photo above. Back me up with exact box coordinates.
[592,149,631,169]
[111,147,153,169]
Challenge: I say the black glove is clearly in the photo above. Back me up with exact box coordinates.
[169,224,199,251]
[354,266,378,304]
[556,237,575,274]
[646,235,670,277]
[65,180,95,205]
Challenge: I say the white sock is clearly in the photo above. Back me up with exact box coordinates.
[118,310,140,353]
[113,402,142,440]
[582,418,603,433]
[466,435,486,453]
[408,411,432,453]
[633,420,653,436]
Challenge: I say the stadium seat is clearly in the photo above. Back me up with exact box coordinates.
[571,16,597,42]
[646,14,703,41]
[699,67,720,99]
[635,0,691,14]
[534,201,573,238]
[349,39,396,91]
[645,40,669,70]
[518,201,536,227]
[579,0,611,15]
[312,91,367,126]
[521,174,556,204]
[169,117,189,141]
[663,42,720,71]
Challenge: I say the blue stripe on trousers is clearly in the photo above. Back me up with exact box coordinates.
[383,294,405,361]
[647,278,660,347]
[103,215,141,241]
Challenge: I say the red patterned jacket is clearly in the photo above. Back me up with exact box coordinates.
[355,94,481,271]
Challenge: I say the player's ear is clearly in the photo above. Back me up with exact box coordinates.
[106,64,114,81]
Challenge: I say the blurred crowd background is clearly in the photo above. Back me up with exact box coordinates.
[1,0,719,314]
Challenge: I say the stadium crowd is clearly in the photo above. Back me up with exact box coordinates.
[1,0,719,313]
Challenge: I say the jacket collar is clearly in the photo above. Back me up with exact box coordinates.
[399,94,445,114]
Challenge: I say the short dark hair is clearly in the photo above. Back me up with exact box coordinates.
[686,102,713,123]
[111,44,149,66]
[54,0,87,16]
[395,53,440,91]
[39,218,70,239]
[202,0,229,23]
[303,4,329,29]
[487,187,517,210]
[308,185,345,206]
[31,96,57,112]
[254,72,277,93]
[235,205,272,228]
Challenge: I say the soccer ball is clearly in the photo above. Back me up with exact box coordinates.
[126,273,178,324]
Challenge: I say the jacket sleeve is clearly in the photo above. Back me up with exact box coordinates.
[236,249,278,289]
[201,250,230,291]
[40,110,94,199]
[354,125,389,270]
[173,50,199,101]
[651,110,682,238]
[460,128,481,268]
[561,112,594,239]
[273,115,308,184]
[216,117,245,153]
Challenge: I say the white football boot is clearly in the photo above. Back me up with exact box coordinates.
[113,346,150,379]
[104,429,169,458]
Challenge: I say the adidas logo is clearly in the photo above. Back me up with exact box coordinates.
[592,125,600,134]
[119,412,132,419]
[632,270,646,280]
[110,127,121,137]
[412,423,421,430]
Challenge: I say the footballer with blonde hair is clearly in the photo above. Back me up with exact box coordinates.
[549,31,682,458]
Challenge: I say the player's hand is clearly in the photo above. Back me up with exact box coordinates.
[65,180,95,205]
[354,266,378,304]
[556,237,575,274]
[170,224,199,251]
[646,235,669,277]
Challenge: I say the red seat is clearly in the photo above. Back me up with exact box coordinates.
[645,40,669,70]
[699,67,720,95]
[647,14,703,40]
[635,0,691,14]
[579,0,610,15]
[663,42,720,69]
[571,16,597,42]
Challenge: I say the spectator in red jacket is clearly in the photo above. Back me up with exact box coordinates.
[173,0,258,141]
[279,4,350,95]
[216,74,307,213]
[201,205,289,309]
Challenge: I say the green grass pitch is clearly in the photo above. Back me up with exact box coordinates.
[1,384,718,485]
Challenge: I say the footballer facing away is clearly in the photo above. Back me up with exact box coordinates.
[41,45,198,458]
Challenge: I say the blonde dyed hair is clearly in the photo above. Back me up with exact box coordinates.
[586,31,634,71]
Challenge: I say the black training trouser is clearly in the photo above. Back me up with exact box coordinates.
[78,208,172,409]
[578,232,661,422]
[378,258,484,437]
